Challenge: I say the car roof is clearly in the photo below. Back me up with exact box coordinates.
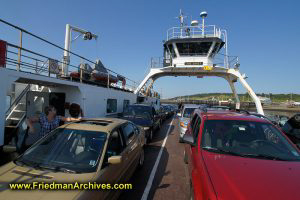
[195,109,270,123]
[183,104,202,109]
[59,118,128,133]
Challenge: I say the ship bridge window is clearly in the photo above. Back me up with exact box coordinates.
[176,42,212,56]
[211,42,221,55]
[167,44,176,58]
[107,99,117,113]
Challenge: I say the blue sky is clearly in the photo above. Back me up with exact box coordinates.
[1,0,300,98]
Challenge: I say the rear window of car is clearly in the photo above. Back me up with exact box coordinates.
[183,108,196,118]
[124,105,152,118]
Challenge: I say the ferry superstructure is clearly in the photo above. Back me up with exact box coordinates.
[135,10,263,115]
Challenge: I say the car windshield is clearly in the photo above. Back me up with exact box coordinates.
[15,128,107,173]
[124,106,152,119]
[201,120,300,161]
[183,108,196,118]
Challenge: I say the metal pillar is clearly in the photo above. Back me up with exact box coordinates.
[17,31,23,71]
[227,79,240,109]
[227,69,264,115]
[62,24,98,76]
[134,69,162,94]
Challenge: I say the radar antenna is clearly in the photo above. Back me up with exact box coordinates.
[176,9,187,27]
[176,9,187,37]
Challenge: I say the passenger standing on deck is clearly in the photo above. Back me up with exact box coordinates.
[27,105,82,138]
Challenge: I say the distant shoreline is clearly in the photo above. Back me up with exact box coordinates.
[250,106,300,113]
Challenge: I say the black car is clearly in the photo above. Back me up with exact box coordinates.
[162,105,174,118]
[159,106,168,122]
[282,114,300,148]
[120,104,161,142]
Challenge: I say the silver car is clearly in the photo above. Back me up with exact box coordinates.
[178,104,202,142]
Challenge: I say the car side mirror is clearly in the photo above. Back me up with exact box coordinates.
[182,134,196,146]
[108,156,122,164]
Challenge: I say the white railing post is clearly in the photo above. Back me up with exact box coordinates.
[17,30,23,71]
[107,72,109,88]
[214,26,216,37]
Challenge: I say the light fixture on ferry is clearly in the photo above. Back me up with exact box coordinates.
[200,11,208,18]
[191,20,199,26]
[234,62,240,70]
[83,32,93,40]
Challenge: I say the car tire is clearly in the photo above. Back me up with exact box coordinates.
[148,129,153,143]
[138,148,145,168]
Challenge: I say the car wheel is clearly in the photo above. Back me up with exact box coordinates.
[148,129,153,143]
[138,148,145,168]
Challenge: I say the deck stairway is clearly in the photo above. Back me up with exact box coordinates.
[3,84,31,153]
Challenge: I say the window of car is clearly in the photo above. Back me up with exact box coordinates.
[15,128,107,173]
[190,114,198,129]
[183,108,196,118]
[102,128,125,168]
[192,116,201,141]
[108,129,125,155]
[122,123,136,145]
[107,99,117,113]
[124,105,152,119]
[201,120,300,161]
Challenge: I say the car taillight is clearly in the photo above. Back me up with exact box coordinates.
[180,122,187,128]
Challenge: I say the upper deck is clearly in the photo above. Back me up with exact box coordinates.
[0,19,139,93]
[166,25,222,41]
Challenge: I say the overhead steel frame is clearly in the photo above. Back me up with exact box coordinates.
[134,66,264,115]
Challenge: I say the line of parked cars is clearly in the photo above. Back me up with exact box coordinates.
[178,104,300,200]
[118,103,175,143]
[0,103,176,200]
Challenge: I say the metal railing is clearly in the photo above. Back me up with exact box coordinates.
[0,18,138,92]
[167,25,222,41]
[150,53,239,69]
[213,53,239,68]
[150,57,171,68]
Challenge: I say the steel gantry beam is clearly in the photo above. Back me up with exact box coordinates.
[134,66,264,115]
